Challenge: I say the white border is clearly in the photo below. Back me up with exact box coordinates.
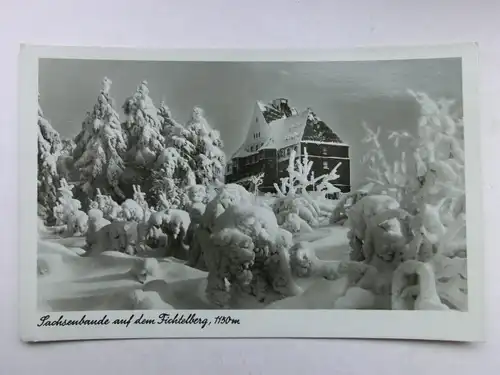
[19,44,484,343]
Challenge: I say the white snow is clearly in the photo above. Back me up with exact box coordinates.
[36,88,467,313]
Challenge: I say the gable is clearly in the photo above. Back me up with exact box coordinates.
[302,113,344,143]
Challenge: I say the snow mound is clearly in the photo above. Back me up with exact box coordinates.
[333,287,376,309]
[126,290,174,310]
[129,258,161,284]
[265,277,350,309]
[38,254,65,277]
[38,240,85,279]
[142,277,212,309]
[38,239,82,258]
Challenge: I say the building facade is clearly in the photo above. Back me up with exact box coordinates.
[225,99,350,195]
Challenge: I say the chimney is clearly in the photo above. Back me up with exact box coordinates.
[272,98,292,117]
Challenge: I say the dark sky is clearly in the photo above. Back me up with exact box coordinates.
[38,58,462,188]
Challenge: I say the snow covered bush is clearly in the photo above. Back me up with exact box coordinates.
[38,98,62,224]
[118,185,151,223]
[279,213,314,234]
[350,91,467,310]
[85,221,139,256]
[361,90,465,217]
[184,184,208,211]
[201,184,254,230]
[204,203,301,308]
[162,208,191,259]
[273,148,341,230]
[85,209,111,249]
[53,179,88,236]
[391,260,449,310]
[330,189,370,225]
[73,77,127,202]
[88,188,122,221]
[188,184,256,271]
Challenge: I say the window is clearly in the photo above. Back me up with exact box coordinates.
[323,161,329,170]
[322,147,328,155]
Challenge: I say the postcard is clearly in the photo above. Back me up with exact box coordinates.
[19,43,484,342]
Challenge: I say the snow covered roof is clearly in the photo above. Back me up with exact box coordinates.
[232,99,346,159]
[261,110,310,150]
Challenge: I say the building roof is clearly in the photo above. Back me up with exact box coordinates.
[303,112,344,143]
[261,110,309,150]
[232,99,345,159]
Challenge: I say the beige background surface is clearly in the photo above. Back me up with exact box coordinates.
[2,0,500,373]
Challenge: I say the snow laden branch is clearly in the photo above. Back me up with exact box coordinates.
[273,148,342,231]
[274,148,341,198]
[360,123,414,204]
[248,172,264,195]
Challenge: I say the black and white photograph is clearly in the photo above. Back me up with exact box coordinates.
[19,45,484,342]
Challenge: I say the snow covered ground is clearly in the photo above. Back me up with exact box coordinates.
[37,224,352,311]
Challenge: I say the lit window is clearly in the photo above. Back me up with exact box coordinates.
[323,161,328,169]
[322,147,327,155]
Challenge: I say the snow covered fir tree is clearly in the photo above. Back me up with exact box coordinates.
[37,95,62,225]
[72,77,128,204]
[37,75,468,312]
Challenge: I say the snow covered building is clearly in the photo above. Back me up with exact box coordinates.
[225,98,350,194]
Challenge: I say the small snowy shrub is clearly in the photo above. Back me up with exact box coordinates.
[89,188,121,221]
[53,179,88,236]
[86,209,111,248]
[273,148,341,229]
